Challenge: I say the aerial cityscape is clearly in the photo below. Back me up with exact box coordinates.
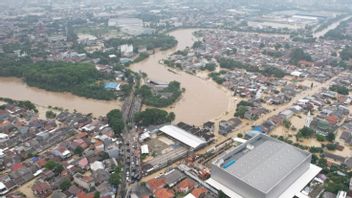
[1,0,352,198]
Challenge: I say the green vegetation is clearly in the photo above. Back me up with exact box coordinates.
[74,147,84,156]
[45,110,57,119]
[192,41,203,49]
[109,166,122,186]
[217,57,286,78]
[60,179,71,191]
[106,34,177,51]
[134,108,175,126]
[309,146,323,153]
[262,50,283,58]
[283,119,292,129]
[326,132,336,142]
[316,134,326,142]
[134,52,150,63]
[297,127,315,138]
[203,63,217,71]
[234,101,254,118]
[45,160,64,174]
[208,72,225,84]
[260,66,287,78]
[107,109,125,135]
[289,48,312,65]
[137,81,182,108]
[218,191,230,198]
[340,46,352,61]
[329,84,349,95]
[326,143,337,151]
[0,98,38,112]
[0,59,117,100]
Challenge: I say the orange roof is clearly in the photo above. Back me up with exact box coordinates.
[146,178,166,192]
[191,187,208,198]
[326,115,338,125]
[176,178,195,192]
[36,159,47,168]
[77,192,94,198]
[154,188,174,198]
[76,132,88,138]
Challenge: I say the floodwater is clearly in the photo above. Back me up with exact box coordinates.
[0,29,230,125]
[130,29,229,125]
[0,77,121,116]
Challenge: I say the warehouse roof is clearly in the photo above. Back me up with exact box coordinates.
[213,134,311,193]
[159,125,206,149]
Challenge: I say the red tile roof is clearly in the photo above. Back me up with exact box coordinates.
[154,188,174,198]
[77,192,95,198]
[326,115,338,125]
[176,178,195,192]
[146,178,166,193]
[191,187,208,198]
[11,163,24,172]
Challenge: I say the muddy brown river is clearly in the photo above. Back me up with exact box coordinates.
[0,29,229,125]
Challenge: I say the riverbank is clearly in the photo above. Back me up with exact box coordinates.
[0,77,122,117]
[130,29,230,126]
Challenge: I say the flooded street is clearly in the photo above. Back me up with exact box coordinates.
[130,29,230,125]
[0,77,122,117]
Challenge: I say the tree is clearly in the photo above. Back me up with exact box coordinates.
[297,127,315,138]
[218,191,229,198]
[45,160,64,174]
[60,179,71,191]
[74,147,84,156]
[109,167,122,186]
[234,106,248,118]
[329,85,349,95]
[94,192,100,198]
[107,109,125,134]
[134,108,175,126]
[289,48,312,65]
[283,119,292,129]
[204,63,216,71]
[326,132,336,142]
[46,110,56,119]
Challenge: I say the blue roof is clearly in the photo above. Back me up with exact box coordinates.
[254,126,263,132]
[246,130,262,138]
[104,82,119,90]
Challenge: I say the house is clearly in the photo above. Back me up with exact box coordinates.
[191,187,208,198]
[162,169,185,187]
[90,161,105,172]
[96,182,115,197]
[76,191,95,198]
[175,178,195,193]
[52,146,71,159]
[77,157,89,170]
[203,122,215,132]
[51,190,67,198]
[154,188,174,198]
[219,118,242,136]
[73,173,95,191]
[32,180,52,198]
[146,178,166,193]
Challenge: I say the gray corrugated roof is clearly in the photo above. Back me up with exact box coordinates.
[224,137,309,192]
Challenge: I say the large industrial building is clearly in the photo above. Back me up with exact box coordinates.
[159,125,207,150]
[207,134,321,198]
